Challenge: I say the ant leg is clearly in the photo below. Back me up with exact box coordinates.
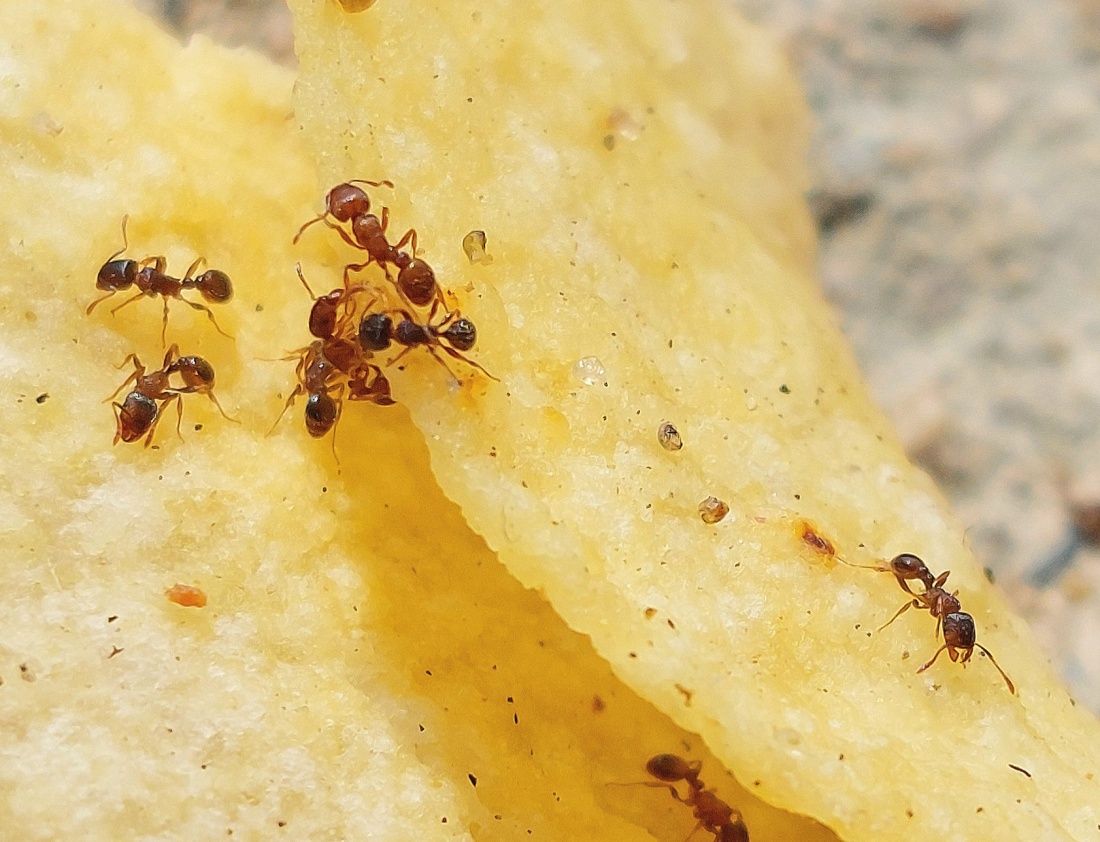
[86,291,117,315]
[426,346,463,385]
[877,599,918,633]
[182,298,233,340]
[110,402,125,446]
[681,821,706,842]
[143,396,174,448]
[293,214,329,245]
[343,261,374,289]
[295,262,318,299]
[390,226,418,256]
[204,391,240,424]
[109,291,146,317]
[916,644,948,674]
[162,343,180,370]
[173,392,186,441]
[976,644,1017,695]
[439,344,500,382]
[161,298,171,347]
[105,214,131,263]
[322,218,362,250]
[105,357,144,403]
[182,255,207,282]
[386,345,414,369]
[348,178,395,189]
[138,255,167,273]
[267,385,303,436]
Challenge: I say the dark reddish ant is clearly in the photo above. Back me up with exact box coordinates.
[358,305,497,383]
[838,552,1016,693]
[108,344,235,446]
[635,754,749,842]
[292,179,394,244]
[877,567,1016,694]
[88,216,233,345]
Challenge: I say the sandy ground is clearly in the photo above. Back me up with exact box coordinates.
[132,0,1100,710]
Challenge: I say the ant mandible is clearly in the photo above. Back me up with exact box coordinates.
[108,344,235,447]
[358,303,498,383]
[88,216,234,346]
[640,754,749,842]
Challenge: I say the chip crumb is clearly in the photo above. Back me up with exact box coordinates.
[644,607,657,619]
[165,583,208,609]
[335,0,378,11]
[657,421,683,451]
[591,695,605,713]
[699,496,729,524]
[461,229,492,264]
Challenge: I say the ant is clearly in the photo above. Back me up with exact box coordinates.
[839,554,1016,694]
[270,340,393,442]
[358,304,497,383]
[298,181,445,310]
[108,344,235,447]
[635,754,749,842]
[88,216,233,346]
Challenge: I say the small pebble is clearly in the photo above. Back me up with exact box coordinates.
[657,421,683,451]
[699,496,729,524]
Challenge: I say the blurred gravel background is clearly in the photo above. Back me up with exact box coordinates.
[134,0,1100,710]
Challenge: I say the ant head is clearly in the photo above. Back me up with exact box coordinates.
[116,393,158,443]
[888,553,930,580]
[327,183,371,222]
[444,318,477,351]
[176,356,216,391]
[304,392,338,438]
[645,754,696,783]
[942,612,976,649]
[309,297,340,340]
[397,259,437,307]
[359,313,393,352]
[197,270,233,303]
[97,259,138,291]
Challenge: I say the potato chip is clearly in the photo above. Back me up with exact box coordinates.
[0,1,838,839]
[289,0,1100,838]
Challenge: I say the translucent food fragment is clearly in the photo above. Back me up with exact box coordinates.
[657,421,683,451]
[461,229,492,264]
[699,496,730,524]
[573,356,606,386]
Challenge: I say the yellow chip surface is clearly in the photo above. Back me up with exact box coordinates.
[289,0,1100,839]
[0,1,839,839]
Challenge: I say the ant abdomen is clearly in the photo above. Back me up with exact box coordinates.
[645,753,699,783]
[304,392,338,438]
[358,313,393,352]
[97,259,138,292]
[195,269,233,303]
[397,258,437,307]
[443,318,477,351]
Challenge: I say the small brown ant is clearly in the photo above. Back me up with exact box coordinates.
[358,304,497,383]
[636,754,749,842]
[88,217,233,345]
[340,215,447,309]
[108,344,235,447]
[878,567,1016,694]
[838,552,1016,693]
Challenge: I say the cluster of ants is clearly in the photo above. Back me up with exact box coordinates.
[87,179,493,447]
[273,178,494,441]
[799,521,1016,694]
[619,753,749,842]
